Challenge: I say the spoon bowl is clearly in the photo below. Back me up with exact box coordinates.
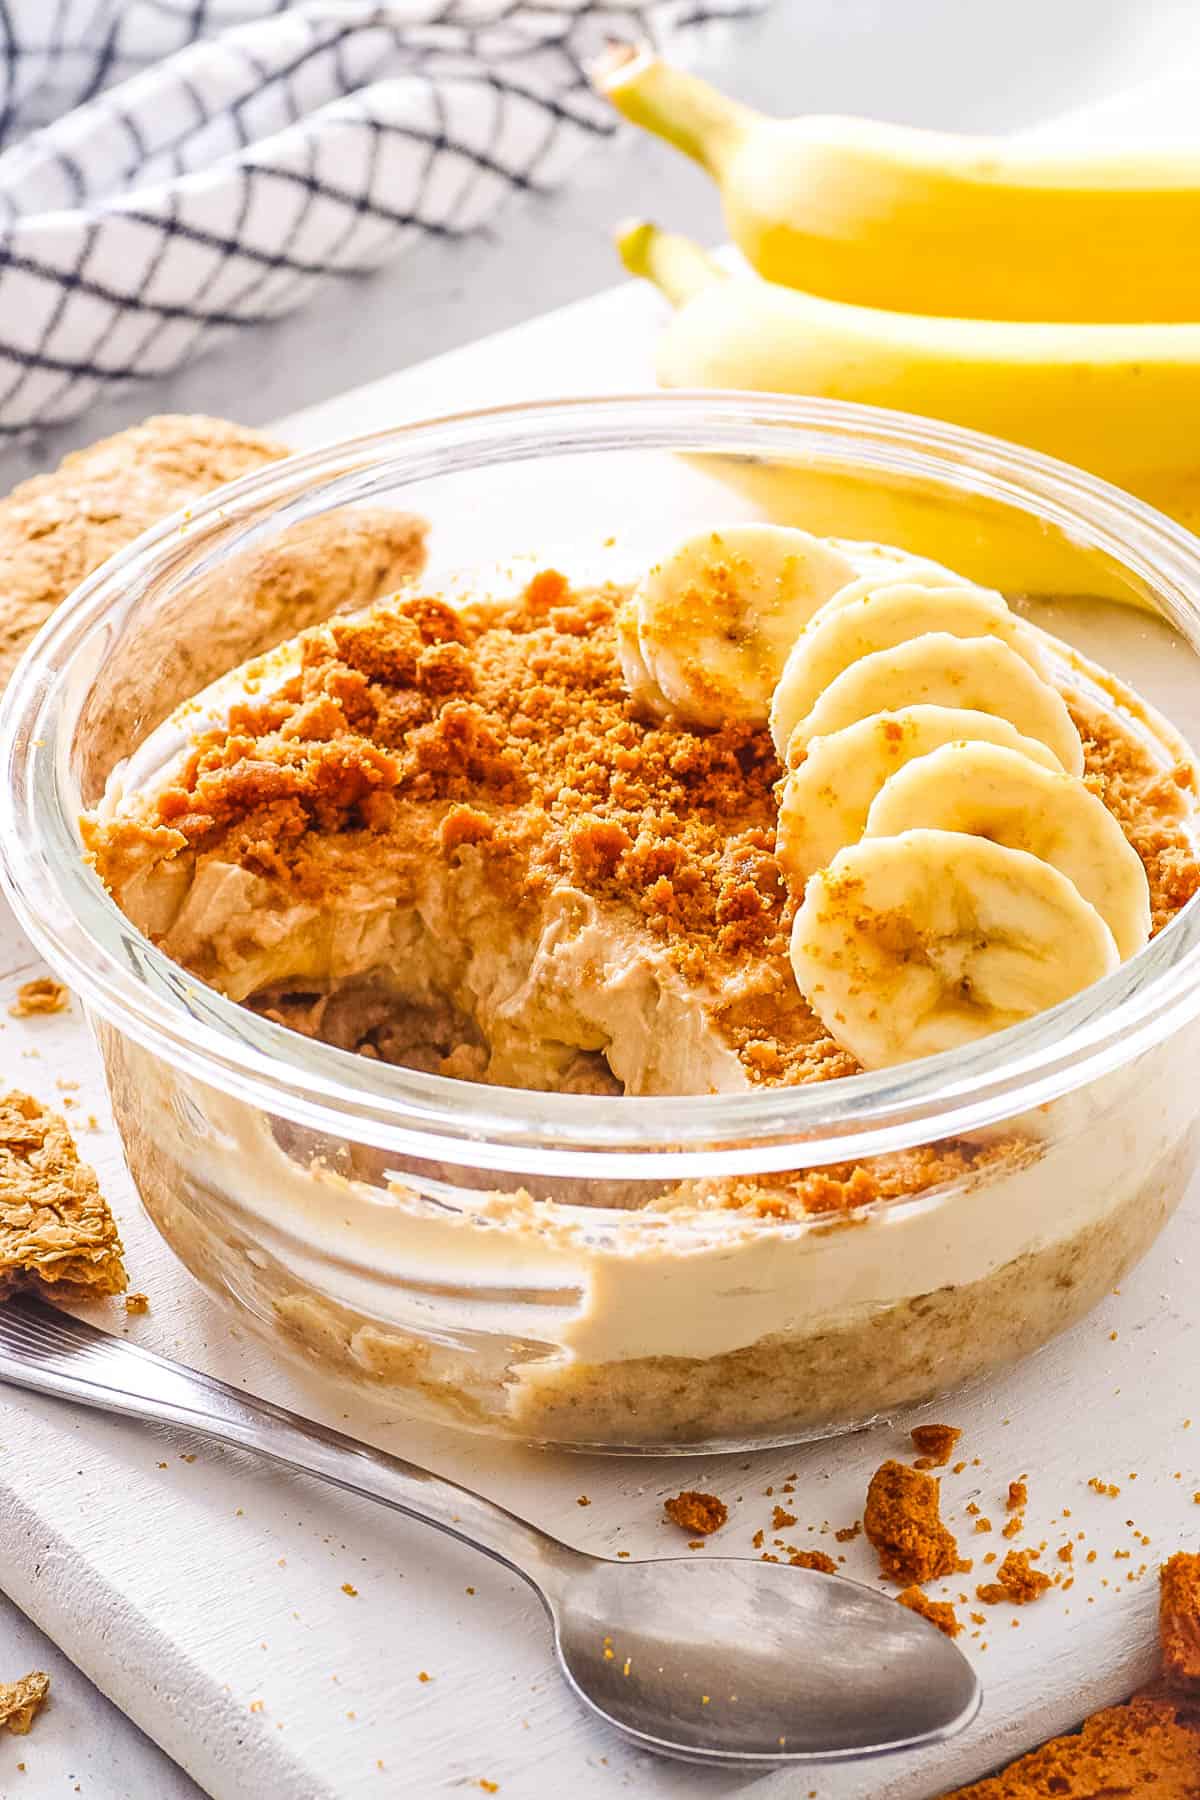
[552,1551,981,1763]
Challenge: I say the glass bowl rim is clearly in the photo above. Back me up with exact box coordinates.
[4,388,1200,1181]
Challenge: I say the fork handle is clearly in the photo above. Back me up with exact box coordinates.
[0,1296,578,1590]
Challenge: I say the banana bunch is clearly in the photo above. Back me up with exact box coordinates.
[594,49,1200,600]
[627,527,1151,1067]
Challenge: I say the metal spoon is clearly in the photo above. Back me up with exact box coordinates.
[0,1296,980,1766]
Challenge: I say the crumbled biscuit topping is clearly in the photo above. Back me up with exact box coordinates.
[0,1671,49,1736]
[664,1490,728,1535]
[0,1091,125,1296]
[864,1459,962,1586]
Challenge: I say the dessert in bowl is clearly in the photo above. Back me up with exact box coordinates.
[4,395,1200,1451]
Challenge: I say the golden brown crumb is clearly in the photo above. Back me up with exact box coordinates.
[789,1550,837,1574]
[479,1782,499,1794]
[0,1672,48,1736]
[897,1587,961,1638]
[1088,1478,1121,1497]
[664,1491,727,1536]
[938,1697,1200,1797]
[1058,1542,1075,1564]
[8,979,69,1018]
[1160,1553,1200,1690]
[1007,1480,1028,1513]
[124,1292,149,1315]
[0,1091,125,1297]
[976,1550,1053,1606]
[341,1583,357,1597]
[834,1521,862,1543]
[771,1504,797,1532]
[910,1424,962,1469]
[864,1461,961,1586]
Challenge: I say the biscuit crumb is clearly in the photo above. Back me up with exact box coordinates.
[910,1424,961,1469]
[664,1491,727,1535]
[864,1460,960,1585]
[124,1292,149,1315]
[976,1550,1053,1606]
[0,1672,48,1735]
[1006,1480,1027,1513]
[789,1550,837,1574]
[341,1583,358,1597]
[897,1587,961,1638]
[939,1698,1200,1796]
[0,1091,125,1297]
[1160,1552,1200,1689]
[8,980,69,1018]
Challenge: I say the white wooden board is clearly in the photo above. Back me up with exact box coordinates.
[3,72,1200,1800]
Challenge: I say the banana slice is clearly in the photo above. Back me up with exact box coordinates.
[615,599,672,720]
[629,525,857,726]
[769,580,1047,757]
[830,540,957,584]
[776,706,1061,888]
[862,741,1151,960]
[790,829,1119,1069]
[786,633,1085,776]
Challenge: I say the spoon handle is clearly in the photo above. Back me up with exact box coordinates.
[0,1295,577,1590]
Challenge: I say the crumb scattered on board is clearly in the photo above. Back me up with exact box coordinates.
[8,979,69,1018]
[975,1550,1053,1607]
[864,1459,961,1585]
[788,1549,837,1574]
[124,1292,149,1315]
[897,1586,961,1638]
[910,1423,962,1470]
[664,1491,727,1536]
[0,1671,48,1735]
[0,1090,125,1296]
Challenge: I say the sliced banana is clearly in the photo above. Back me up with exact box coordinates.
[786,633,1085,776]
[862,741,1151,960]
[830,540,957,584]
[615,599,671,720]
[790,829,1120,1070]
[628,525,857,726]
[777,706,1061,889]
[769,580,1047,758]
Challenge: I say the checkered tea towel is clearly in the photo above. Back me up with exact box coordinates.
[0,0,761,435]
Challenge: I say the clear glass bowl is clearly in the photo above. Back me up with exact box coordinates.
[4,392,1200,1453]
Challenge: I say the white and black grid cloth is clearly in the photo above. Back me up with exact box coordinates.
[0,0,760,434]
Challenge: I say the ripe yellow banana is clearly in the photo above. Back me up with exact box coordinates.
[617,221,1200,604]
[595,45,1200,323]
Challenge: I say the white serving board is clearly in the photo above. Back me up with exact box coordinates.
[4,77,1200,1800]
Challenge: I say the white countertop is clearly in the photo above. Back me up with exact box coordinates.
[3,3,1199,1794]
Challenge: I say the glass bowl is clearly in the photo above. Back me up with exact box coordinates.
[4,392,1200,1454]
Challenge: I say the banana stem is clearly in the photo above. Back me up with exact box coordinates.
[590,43,752,174]
[615,221,726,308]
